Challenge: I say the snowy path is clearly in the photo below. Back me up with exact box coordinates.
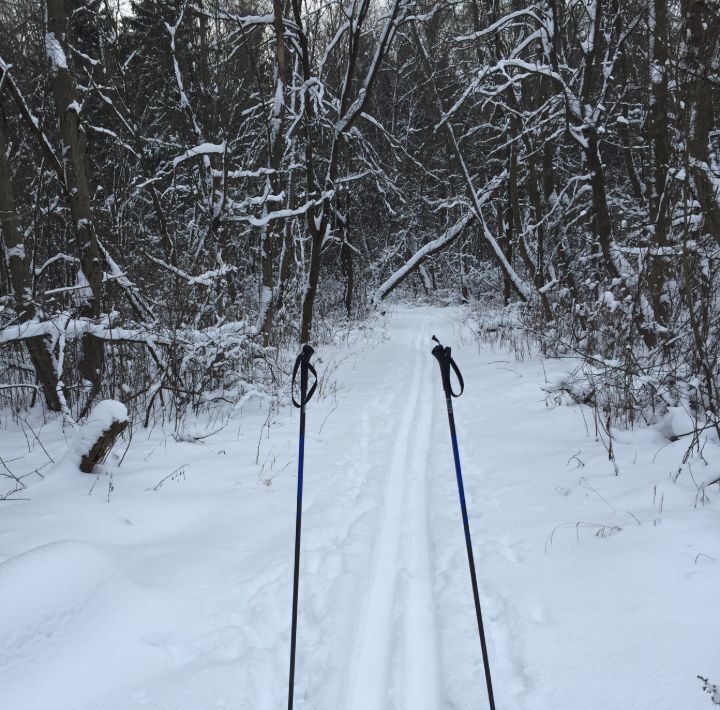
[1,305,719,710]
[344,316,439,710]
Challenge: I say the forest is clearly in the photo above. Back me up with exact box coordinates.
[2,2,720,709]
[1,0,719,432]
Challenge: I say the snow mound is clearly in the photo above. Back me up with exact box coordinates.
[69,399,128,463]
[655,405,695,441]
[0,541,168,710]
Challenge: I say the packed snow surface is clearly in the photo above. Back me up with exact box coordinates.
[0,306,719,710]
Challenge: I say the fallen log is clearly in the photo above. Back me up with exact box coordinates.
[75,400,129,473]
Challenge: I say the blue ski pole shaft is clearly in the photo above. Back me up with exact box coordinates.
[432,337,496,710]
[445,395,497,710]
[288,345,316,710]
[287,404,304,710]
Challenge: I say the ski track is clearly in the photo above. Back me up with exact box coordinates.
[402,323,440,710]
[344,315,440,710]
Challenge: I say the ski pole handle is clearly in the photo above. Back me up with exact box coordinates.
[292,344,318,407]
[431,336,464,398]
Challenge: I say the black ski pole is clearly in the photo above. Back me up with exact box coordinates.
[431,336,496,710]
[288,344,317,710]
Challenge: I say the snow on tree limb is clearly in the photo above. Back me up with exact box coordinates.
[0,58,65,187]
[373,211,474,302]
[172,142,226,168]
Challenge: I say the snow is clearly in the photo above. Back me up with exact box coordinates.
[0,541,171,709]
[255,285,273,331]
[45,33,67,72]
[4,244,25,260]
[1,306,719,710]
[454,8,543,43]
[655,406,696,441]
[71,269,93,307]
[172,142,226,168]
[245,191,334,228]
[599,289,619,311]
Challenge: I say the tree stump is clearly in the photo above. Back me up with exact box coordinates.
[78,400,129,473]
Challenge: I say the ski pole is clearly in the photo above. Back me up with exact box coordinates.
[431,336,496,710]
[288,344,317,710]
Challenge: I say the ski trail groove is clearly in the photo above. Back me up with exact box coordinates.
[402,327,440,710]
[345,320,439,710]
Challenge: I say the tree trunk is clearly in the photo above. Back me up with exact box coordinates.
[340,204,354,317]
[46,0,105,404]
[647,0,672,331]
[682,0,720,244]
[0,114,62,411]
[585,130,619,278]
[496,202,513,305]
[258,0,290,343]
[578,0,618,279]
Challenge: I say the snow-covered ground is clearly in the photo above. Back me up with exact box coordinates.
[1,305,719,710]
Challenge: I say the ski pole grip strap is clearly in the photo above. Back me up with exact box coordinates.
[292,344,317,408]
[431,339,464,398]
[448,356,464,397]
